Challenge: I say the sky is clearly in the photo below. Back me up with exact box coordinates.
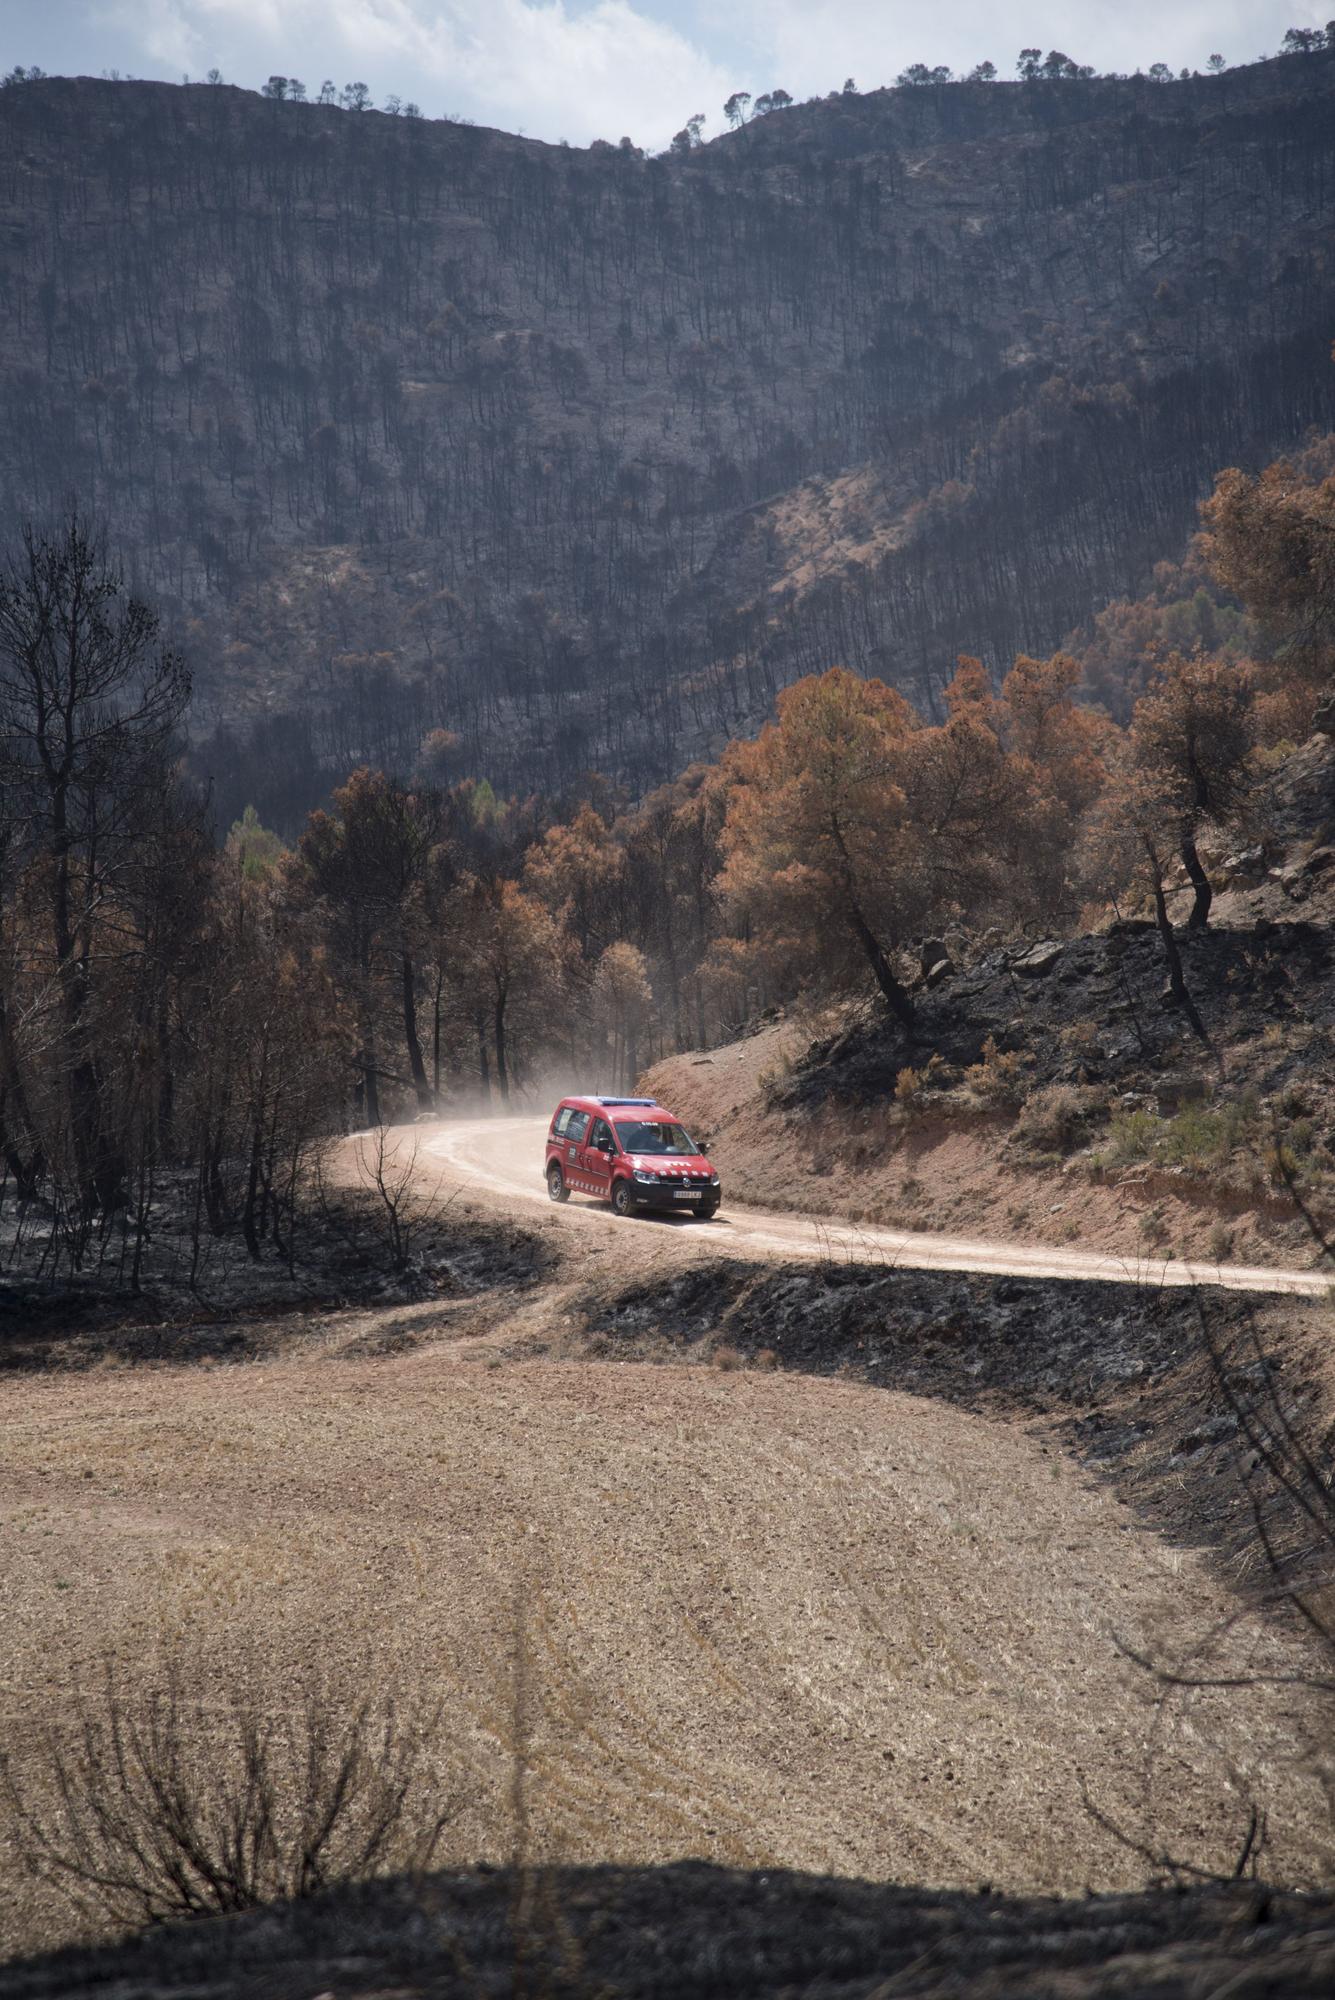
[3,2,1329,151]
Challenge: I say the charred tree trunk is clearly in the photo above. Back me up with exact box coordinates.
[494,980,511,1109]
[829,815,916,1031]
[1181,834,1213,929]
[473,1008,492,1105]
[1145,837,1211,1049]
[241,1120,263,1261]
[0,1005,46,1201]
[357,986,381,1129]
[400,948,433,1111]
[204,1127,229,1235]
[845,900,916,1031]
[156,1008,175,1153]
[53,807,109,1212]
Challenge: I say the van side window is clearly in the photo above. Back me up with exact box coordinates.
[589,1118,613,1150]
[552,1106,572,1138]
[565,1111,590,1143]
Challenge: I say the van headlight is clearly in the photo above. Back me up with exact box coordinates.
[710,1173,720,1186]
[633,1169,660,1184]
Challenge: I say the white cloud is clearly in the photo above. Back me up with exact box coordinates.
[60,1,1335,147]
[738,0,1327,93]
[96,0,731,145]
[96,0,207,72]
[354,0,730,143]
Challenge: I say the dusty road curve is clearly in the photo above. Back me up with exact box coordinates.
[426,1116,1331,1298]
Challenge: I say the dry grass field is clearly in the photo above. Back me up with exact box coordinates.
[2,1318,1330,1960]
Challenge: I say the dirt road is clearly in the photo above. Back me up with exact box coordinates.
[426,1118,1330,1297]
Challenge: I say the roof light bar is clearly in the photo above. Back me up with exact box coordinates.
[596,1096,658,1106]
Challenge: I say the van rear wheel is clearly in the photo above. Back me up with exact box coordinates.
[547,1164,569,1203]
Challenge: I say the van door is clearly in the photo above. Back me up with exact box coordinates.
[582,1115,616,1202]
[563,1110,590,1190]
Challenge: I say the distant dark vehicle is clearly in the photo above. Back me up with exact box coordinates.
[544,1096,721,1219]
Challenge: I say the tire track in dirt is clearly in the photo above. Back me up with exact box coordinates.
[3,1354,1328,1951]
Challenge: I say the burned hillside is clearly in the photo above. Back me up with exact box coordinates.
[0,56,1333,820]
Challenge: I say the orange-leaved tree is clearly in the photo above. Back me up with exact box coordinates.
[1083,749,1213,1048]
[907,659,1045,911]
[592,940,654,1087]
[522,802,626,962]
[999,651,1111,818]
[995,650,1114,913]
[718,669,925,1028]
[1200,455,1335,697]
[1129,652,1256,929]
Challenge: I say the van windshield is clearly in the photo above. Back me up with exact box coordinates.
[614,1119,696,1156]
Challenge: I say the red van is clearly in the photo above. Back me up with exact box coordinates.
[545,1096,721,1219]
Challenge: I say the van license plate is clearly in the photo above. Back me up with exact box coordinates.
[674,1190,702,1200]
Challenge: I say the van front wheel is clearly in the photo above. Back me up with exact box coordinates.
[611,1180,634,1218]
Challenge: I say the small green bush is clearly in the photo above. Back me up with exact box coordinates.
[1103,1094,1265,1173]
[1104,1108,1158,1165]
[1287,1116,1316,1160]
[1157,1098,1256,1168]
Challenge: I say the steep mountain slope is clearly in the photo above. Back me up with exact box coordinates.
[0,56,1333,822]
